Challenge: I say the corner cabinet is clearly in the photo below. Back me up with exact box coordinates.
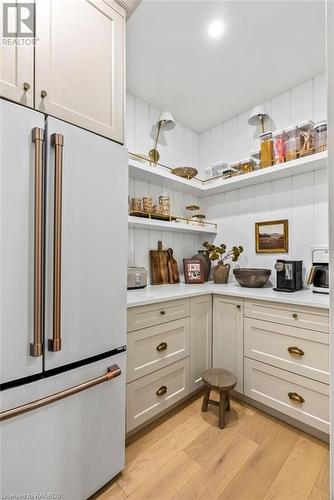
[1,0,125,143]
[189,295,212,392]
[212,295,243,393]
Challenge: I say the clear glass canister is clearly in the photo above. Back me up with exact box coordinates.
[313,121,327,153]
[260,132,273,168]
[284,125,300,161]
[273,130,285,164]
[240,157,254,173]
[298,120,314,157]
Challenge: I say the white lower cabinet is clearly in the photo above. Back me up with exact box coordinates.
[127,358,189,432]
[189,295,212,392]
[244,358,329,433]
[213,295,243,393]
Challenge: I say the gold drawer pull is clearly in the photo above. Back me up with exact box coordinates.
[160,310,166,315]
[287,346,305,357]
[156,385,167,396]
[288,392,305,404]
[292,313,298,319]
[156,342,168,352]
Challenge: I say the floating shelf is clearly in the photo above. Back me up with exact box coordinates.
[128,216,217,234]
[129,151,327,197]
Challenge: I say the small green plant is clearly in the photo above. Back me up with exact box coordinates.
[202,241,244,264]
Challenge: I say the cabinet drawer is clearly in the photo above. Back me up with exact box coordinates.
[126,358,189,432]
[244,300,329,333]
[244,318,329,383]
[127,318,190,382]
[127,299,190,332]
[244,358,329,433]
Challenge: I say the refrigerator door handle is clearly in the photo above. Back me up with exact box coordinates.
[49,133,64,352]
[30,128,45,357]
[0,364,121,422]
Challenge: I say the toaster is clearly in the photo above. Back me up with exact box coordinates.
[127,267,148,289]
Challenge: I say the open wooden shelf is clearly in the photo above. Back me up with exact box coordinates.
[128,216,217,234]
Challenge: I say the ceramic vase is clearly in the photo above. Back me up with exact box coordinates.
[213,263,230,284]
[192,250,211,281]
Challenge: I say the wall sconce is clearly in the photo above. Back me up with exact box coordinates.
[248,105,270,133]
[149,111,176,163]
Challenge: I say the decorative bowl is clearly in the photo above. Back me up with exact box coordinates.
[233,268,271,288]
[171,167,198,180]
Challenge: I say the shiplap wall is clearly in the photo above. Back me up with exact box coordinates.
[199,73,328,283]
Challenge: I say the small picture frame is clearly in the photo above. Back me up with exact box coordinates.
[255,219,289,253]
[183,259,205,284]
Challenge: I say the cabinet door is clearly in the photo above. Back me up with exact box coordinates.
[0,0,34,106]
[35,0,125,142]
[213,295,243,393]
[189,295,212,392]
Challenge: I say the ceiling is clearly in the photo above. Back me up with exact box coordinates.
[126,0,326,133]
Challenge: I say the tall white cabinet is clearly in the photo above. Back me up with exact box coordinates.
[0,0,125,143]
[189,295,212,392]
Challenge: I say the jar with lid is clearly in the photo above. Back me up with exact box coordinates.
[260,132,274,168]
[298,120,314,157]
[131,197,142,212]
[240,157,254,173]
[313,121,327,153]
[272,130,285,164]
[230,161,241,176]
[250,150,261,170]
[142,196,153,213]
[284,125,300,161]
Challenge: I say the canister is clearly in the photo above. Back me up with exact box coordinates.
[313,121,327,153]
[273,129,286,164]
[299,120,314,157]
[284,125,300,161]
[260,132,274,168]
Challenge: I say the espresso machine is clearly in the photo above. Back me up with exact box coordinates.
[274,260,303,292]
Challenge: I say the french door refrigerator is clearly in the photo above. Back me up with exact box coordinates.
[0,99,128,499]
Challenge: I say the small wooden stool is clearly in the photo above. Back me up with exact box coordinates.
[201,368,237,429]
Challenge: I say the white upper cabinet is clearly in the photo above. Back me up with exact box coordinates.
[0,0,34,106]
[34,0,125,142]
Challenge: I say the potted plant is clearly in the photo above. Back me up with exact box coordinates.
[202,241,244,284]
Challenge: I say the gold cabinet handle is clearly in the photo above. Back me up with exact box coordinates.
[41,90,48,98]
[287,346,305,357]
[160,310,166,315]
[156,385,167,396]
[156,342,168,352]
[30,128,45,357]
[23,82,30,91]
[0,365,121,422]
[288,392,305,404]
[292,313,298,319]
[48,133,64,352]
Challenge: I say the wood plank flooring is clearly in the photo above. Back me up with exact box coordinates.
[93,393,329,500]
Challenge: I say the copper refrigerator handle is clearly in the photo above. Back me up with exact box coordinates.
[30,128,44,357]
[0,365,121,422]
[49,133,64,352]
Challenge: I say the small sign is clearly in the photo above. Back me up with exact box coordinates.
[183,259,205,284]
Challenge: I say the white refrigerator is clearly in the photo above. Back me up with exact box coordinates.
[0,98,128,498]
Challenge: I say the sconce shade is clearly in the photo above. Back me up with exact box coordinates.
[158,111,176,130]
[248,105,270,126]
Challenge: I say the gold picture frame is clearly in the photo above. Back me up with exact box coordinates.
[255,219,289,253]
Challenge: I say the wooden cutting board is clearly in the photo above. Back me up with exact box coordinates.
[167,248,180,284]
[149,241,169,285]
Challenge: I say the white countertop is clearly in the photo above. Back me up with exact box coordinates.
[127,282,330,309]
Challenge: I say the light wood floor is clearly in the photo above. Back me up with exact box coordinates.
[93,392,329,500]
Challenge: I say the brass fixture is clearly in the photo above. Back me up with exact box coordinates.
[288,392,305,404]
[41,90,48,98]
[49,133,64,352]
[23,82,30,91]
[30,128,44,357]
[129,209,217,231]
[148,111,175,164]
[156,386,167,397]
[248,105,270,134]
[156,342,168,352]
[0,365,121,422]
[287,346,304,357]
[171,167,198,180]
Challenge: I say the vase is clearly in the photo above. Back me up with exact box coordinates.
[192,250,211,281]
[213,263,230,284]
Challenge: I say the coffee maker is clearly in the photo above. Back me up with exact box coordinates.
[274,260,303,292]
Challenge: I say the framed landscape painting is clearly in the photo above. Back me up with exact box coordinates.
[255,219,289,253]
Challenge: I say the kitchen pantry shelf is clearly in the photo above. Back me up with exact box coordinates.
[128,216,218,234]
[128,151,327,197]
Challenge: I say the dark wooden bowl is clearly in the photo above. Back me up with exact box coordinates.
[233,268,271,288]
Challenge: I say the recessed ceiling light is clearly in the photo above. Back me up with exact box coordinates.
[208,20,225,39]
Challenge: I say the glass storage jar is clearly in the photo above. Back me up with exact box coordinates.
[240,157,254,173]
[284,125,300,161]
[142,196,153,213]
[299,120,314,157]
[313,121,327,153]
[260,132,274,168]
[131,197,142,212]
[272,130,286,164]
